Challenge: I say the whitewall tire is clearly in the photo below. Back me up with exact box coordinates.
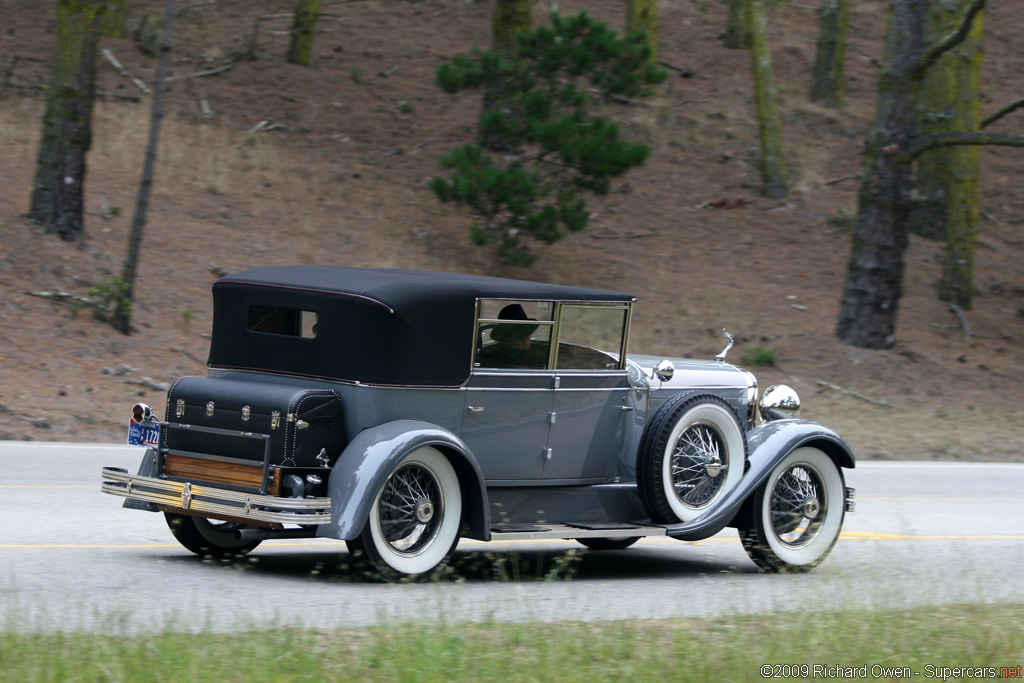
[739,447,845,572]
[347,446,462,581]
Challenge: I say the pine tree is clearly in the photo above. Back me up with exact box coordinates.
[433,12,665,265]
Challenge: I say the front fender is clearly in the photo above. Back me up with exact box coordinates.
[664,419,854,541]
[316,419,490,542]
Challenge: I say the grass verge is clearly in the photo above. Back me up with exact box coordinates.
[1,603,1021,682]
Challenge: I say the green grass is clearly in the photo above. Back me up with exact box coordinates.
[740,345,778,367]
[1,603,1021,682]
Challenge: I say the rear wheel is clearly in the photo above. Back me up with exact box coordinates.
[346,446,462,581]
[738,447,845,573]
[164,513,262,558]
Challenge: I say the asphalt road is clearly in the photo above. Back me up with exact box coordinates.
[2,442,1022,634]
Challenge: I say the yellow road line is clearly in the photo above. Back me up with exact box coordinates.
[860,497,1024,501]
[841,531,1024,541]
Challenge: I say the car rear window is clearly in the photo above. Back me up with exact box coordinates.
[248,305,318,339]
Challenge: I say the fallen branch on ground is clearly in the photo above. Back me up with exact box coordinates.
[166,62,235,82]
[949,302,972,345]
[816,380,895,408]
[102,49,150,93]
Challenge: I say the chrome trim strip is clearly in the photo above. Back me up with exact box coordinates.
[466,387,631,393]
[472,370,628,378]
[101,467,331,524]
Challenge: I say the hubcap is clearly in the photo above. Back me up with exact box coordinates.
[704,453,724,478]
[416,499,434,523]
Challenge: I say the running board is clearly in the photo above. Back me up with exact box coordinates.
[489,522,667,542]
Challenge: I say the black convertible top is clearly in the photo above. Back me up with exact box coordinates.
[207,266,635,386]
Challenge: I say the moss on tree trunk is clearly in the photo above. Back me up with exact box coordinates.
[912,1,984,309]
[723,0,750,49]
[481,0,532,152]
[101,0,126,38]
[747,0,786,199]
[810,0,849,108]
[287,0,320,67]
[626,0,657,64]
[29,0,105,241]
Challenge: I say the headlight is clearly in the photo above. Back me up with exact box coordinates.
[759,384,800,422]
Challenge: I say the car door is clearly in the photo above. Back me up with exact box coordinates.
[460,300,557,483]
[543,371,630,482]
[541,303,632,482]
[461,370,554,483]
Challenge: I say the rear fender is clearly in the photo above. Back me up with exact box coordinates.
[664,419,854,541]
[316,419,490,542]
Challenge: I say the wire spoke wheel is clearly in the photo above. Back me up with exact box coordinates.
[671,421,728,508]
[768,464,825,546]
[347,446,462,581]
[739,447,845,573]
[377,462,443,555]
[637,393,747,523]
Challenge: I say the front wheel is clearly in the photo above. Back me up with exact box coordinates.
[346,446,462,581]
[738,447,845,573]
[164,512,262,558]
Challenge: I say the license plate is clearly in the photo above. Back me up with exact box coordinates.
[128,420,160,448]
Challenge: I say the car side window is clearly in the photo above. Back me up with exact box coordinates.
[554,305,628,370]
[475,300,554,370]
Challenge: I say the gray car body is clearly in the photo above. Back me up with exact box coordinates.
[112,266,854,547]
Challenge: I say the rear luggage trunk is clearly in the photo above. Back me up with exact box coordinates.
[160,375,344,494]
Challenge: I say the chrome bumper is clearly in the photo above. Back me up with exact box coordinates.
[101,467,332,525]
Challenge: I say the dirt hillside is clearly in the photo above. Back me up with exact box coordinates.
[1,0,1023,461]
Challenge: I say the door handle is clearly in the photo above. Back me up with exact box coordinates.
[466,405,485,413]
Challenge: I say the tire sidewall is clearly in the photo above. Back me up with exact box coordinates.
[757,446,844,568]
[658,399,745,522]
[364,446,462,577]
[164,512,261,556]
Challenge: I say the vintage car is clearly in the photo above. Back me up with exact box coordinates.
[102,266,855,580]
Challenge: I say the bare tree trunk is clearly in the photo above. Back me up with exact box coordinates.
[287,0,320,67]
[747,0,786,199]
[809,0,849,108]
[723,0,750,49]
[29,0,105,241]
[836,0,926,349]
[112,0,175,334]
[481,0,532,152]
[837,0,991,348]
[626,0,658,63]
